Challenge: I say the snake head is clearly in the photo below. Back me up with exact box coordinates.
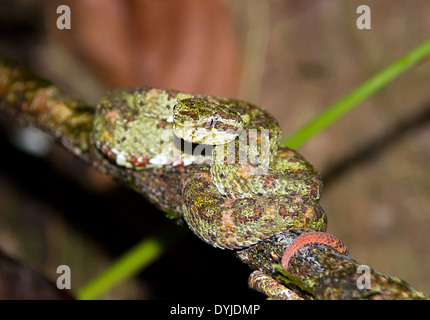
[173,98,247,145]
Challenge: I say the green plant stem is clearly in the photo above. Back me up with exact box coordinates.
[282,38,430,149]
[76,225,183,300]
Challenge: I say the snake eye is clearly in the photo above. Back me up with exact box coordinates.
[206,117,216,128]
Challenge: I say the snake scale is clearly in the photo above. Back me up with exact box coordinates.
[93,87,346,298]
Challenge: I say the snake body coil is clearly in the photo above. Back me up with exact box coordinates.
[93,87,327,250]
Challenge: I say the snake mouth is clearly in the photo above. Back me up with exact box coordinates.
[174,123,238,145]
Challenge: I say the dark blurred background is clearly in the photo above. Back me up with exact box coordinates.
[0,0,429,299]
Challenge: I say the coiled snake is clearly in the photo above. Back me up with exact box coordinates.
[93,87,347,298]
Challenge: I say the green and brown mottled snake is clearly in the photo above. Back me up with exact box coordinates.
[93,87,347,298]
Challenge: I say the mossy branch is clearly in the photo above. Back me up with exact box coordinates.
[0,58,427,300]
[0,58,187,219]
[238,230,426,299]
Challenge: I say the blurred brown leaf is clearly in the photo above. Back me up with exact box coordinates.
[44,0,241,97]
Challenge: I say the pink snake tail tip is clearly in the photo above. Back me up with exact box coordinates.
[281,232,348,270]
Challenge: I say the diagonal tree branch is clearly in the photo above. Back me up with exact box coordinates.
[0,58,427,300]
[0,58,188,221]
[238,230,427,299]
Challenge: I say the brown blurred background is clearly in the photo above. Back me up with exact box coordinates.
[0,0,429,299]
